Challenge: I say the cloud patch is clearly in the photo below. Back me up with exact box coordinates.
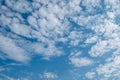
[40,72,58,79]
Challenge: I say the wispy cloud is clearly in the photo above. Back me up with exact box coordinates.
[40,72,58,79]
[0,34,30,63]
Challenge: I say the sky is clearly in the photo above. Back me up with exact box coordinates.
[0,0,120,80]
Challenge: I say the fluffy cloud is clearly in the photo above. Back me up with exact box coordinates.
[0,0,69,62]
[70,57,93,67]
[69,51,93,67]
[0,0,100,63]
[83,0,120,79]
[96,55,120,79]
[0,0,107,63]
[0,0,120,79]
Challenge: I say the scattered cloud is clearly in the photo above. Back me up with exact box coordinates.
[0,0,120,79]
[96,55,120,79]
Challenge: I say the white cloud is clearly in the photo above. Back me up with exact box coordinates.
[85,72,95,79]
[89,20,120,57]
[0,0,68,62]
[5,0,32,13]
[0,0,106,63]
[33,43,63,60]
[10,23,32,37]
[27,16,39,30]
[85,4,120,78]
[70,57,93,67]
[0,1,120,79]
[89,40,110,57]
[1,0,94,63]
[107,12,115,19]
[81,0,101,13]
[85,36,99,44]
[0,34,30,63]
[40,72,58,79]
[96,55,120,79]
[68,31,83,46]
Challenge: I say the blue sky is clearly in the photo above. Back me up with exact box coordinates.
[0,0,120,80]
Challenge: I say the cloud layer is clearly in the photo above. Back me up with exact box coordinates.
[0,0,120,80]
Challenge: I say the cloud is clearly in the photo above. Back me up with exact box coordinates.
[0,0,100,63]
[40,72,58,79]
[33,43,63,60]
[85,36,99,44]
[69,51,93,67]
[70,57,93,67]
[0,0,107,64]
[89,19,120,57]
[0,34,30,63]
[80,0,102,14]
[0,0,120,79]
[5,0,32,13]
[0,0,69,62]
[68,31,83,46]
[82,0,120,79]
[96,55,120,79]
[89,40,110,57]
[10,23,32,37]
[85,72,95,79]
